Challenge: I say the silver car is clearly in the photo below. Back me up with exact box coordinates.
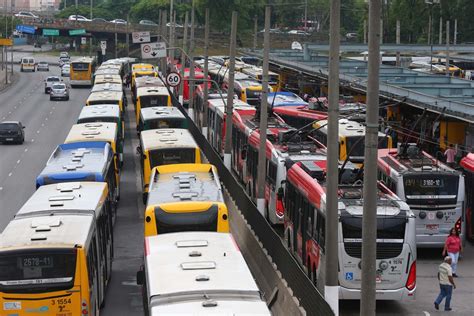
[50,83,69,101]
[37,61,49,71]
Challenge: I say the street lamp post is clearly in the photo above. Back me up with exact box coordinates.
[425,0,440,72]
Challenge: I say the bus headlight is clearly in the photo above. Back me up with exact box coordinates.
[379,261,388,271]
[436,211,444,219]
[419,211,427,219]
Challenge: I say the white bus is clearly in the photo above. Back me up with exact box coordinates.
[137,232,271,315]
[284,161,417,300]
[378,146,465,247]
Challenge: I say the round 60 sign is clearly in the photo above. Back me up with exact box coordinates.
[166,72,181,87]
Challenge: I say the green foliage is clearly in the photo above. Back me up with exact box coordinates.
[55,5,115,20]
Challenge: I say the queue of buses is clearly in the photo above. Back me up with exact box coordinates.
[0,57,271,316]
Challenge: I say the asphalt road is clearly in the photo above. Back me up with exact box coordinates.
[0,58,473,316]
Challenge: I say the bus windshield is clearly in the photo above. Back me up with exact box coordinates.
[0,250,76,293]
[341,215,406,241]
[145,119,185,129]
[149,148,195,166]
[346,136,388,158]
[78,117,118,124]
[139,95,168,108]
[72,63,89,71]
[403,174,459,198]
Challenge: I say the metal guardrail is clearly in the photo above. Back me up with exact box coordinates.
[169,96,334,315]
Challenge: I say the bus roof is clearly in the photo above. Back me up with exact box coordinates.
[378,147,459,175]
[94,68,121,77]
[79,104,121,120]
[140,128,197,151]
[314,119,386,138]
[140,107,185,122]
[144,232,269,315]
[0,214,94,250]
[15,182,107,219]
[65,122,117,145]
[94,74,122,84]
[71,56,95,64]
[134,77,166,89]
[132,63,154,71]
[91,82,123,93]
[148,164,224,206]
[136,86,170,97]
[87,90,123,102]
[37,142,112,186]
[268,92,308,107]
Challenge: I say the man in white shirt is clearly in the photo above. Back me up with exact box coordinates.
[434,256,456,311]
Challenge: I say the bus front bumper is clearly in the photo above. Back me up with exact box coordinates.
[339,286,416,300]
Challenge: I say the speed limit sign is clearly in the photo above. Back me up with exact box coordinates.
[166,72,181,87]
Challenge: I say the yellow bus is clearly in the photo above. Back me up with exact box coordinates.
[0,183,112,316]
[138,128,202,203]
[311,119,392,164]
[240,65,281,92]
[65,122,123,169]
[222,71,272,106]
[86,90,126,114]
[131,63,157,90]
[135,86,171,123]
[70,56,97,87]
[144,163,230,236]
[132,76,165,104]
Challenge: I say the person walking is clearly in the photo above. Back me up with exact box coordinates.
[444,144,457,168]
[434,256,456,311]
[442,227,462,277]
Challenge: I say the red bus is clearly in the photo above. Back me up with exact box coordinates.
[461,153,474,240]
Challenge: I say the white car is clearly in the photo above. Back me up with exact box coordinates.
[166,22,183,28]
[287,30,310,36]
[68,15,90,22]
[61,64,70,77]
[110,19,126,24]
[15,11,39,19]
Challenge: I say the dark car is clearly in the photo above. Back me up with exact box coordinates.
[0,121,25,144]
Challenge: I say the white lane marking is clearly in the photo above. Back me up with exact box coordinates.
[1,117,4,120]
[423,312,430,316]
[24,148,28,152]
[31,139,34,142]
[36,130,40,134]
[8,172,12,177]
[45,118,48,121]
[41,123,44,127]
[49,111,53,114]
[0,187,3,191]
[16,160,20,164]
[8,111,11,114]
[52,106,55,110]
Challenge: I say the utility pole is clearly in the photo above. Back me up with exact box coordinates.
[380,19,383,44]
[253,15,258,50]
[439,17,442,45]
[114,23,117,58]
[363,19,367,44]
[188,0,196,120]
[89,0,93,56]
[454,19,457,45]
[126,13,130,57]
[325,0,340,314]
[202,8,210,136]
[256,6,270,216]
[169,0,174,62]
[304,0,308,31]
[179,11,189,104]
[396,20,400,67]
[160,10,167,76]
[446,20,450,77]
[428,10,431,45]
[223,11,237,170]
[360,0,381,315]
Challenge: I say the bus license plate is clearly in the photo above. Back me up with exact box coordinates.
[376,275,382,283]
[426,224,439,231]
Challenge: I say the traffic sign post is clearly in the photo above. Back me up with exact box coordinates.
[132,31,151,44]
[16,25,36,35]
[166,72,181,87]
[81,37,87,45]
[101,41,107,56]
[141,42,166,59]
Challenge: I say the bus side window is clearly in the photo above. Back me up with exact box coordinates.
[87,236,98,287]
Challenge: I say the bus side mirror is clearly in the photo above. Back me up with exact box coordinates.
[136,270,144,285]
[136,146,142,155]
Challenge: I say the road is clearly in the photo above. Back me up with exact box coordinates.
[0,58,473,316]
